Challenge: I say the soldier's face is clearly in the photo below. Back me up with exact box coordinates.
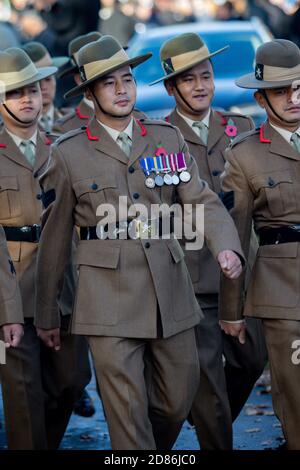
[166,60,215,118]
[40,75,56,110]
[88,66,136,118]
[0,83,42,124]
[255,86,300,128]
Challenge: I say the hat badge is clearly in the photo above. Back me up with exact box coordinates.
[79,65,87,82]
[255,63,264,81]
[163,58,174,74]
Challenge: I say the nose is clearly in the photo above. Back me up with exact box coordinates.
[115,79,126,94]
[194,77,205,90]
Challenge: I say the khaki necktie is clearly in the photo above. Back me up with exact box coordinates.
[192,121,208,145]
[117,132,131,157]
[40,114,52,133]
[20,140,36,166]
[290,133,300,154]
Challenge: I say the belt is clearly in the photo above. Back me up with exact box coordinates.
[258,225,300,246]
[3,224,41,243]
[80,217,174,240]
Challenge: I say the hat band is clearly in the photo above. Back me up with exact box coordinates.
[163,45,210,75]
[34,53,53,68]
[82,49,129,81]
[256,63,300,82]
[0,62,39,87]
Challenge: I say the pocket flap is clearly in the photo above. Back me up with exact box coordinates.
[75,240,120,268]
[73,174,117,198]
[258,242,298,258]
[166,238,185,263]
[0,176,19,192]
[251,169,292,190]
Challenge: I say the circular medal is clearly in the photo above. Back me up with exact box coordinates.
[179,171,191,183]
[163,174,173,185]
[155,174,164,186]
[172,174,180,185]
[145,177,155,189]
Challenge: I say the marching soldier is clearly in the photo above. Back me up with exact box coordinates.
[150,32,268,449]
[35,35,244,450]
[0,225,23,348]
[21,42,71,134]
[0,48,90,449]
[220,39,300,450]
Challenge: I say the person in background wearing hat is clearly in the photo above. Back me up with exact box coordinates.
[53,32,102,134]
[0,225,23,348]
[0,47,90,449]
[22,40,95,419]
[34,34,245,450]
[21,42,72,134]
[151,32,268,449]
[220,39,300,450]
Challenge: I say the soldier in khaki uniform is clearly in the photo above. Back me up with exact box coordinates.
[0,225,23,347]
[0,48,90,449]
[150,33,268,449]
[35,35,245,450]
[220,39,300,450]
[21,42,71,134]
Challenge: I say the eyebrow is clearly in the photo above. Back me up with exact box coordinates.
[181,70,211,78]
[103,72,133,80]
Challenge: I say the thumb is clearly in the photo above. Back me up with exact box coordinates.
[218,251,228,269]
[238,327,246,345]
[52,332,61,351]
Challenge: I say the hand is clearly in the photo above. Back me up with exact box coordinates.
[219,320,246,344]
[2,323,24,348]
[217,250,242,279]
[36,327,61,351]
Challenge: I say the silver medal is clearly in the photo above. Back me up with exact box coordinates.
[145,176,155,188]
[163,174,173,185]
[155,175,164,186]
[172,174,180,185]
[179,170,191,183]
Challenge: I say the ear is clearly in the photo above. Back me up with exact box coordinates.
[165,79,175,97]
[85,88,93,101]
[74,73,81,86]
[254,90,266,109]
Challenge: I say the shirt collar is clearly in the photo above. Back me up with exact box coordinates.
[6,128,38,148]
[269,122,300,144]
[97,118,134,142]
[176,108,211,130]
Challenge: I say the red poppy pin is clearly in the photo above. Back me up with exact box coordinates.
[225,118,237,138]
[155,144,167,157]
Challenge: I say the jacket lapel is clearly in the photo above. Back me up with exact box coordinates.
[267,121,300,161]
[207,110,226,152]
[0,128,32,170]
[169,109,205,147]
[128,119,148,165]
[89,117,129,165]
[34,131,51,173]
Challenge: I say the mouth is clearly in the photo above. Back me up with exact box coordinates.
[115,99,130,107]
[20,107,34,112]
[192,94,208,100]
[286,106,300,112]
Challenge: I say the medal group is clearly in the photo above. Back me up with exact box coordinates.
[140,152,191,188]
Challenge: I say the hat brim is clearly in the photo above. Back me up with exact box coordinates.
[52,56,70,70]
[235,73,298,89]
[57,62,77,78]
[64,52,152,100]
[4,66,58,93]
[149,45,229,86]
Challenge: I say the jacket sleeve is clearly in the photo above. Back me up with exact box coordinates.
[174,126,245,263]
[0,225,23,327]
[219,147,255,321]
[35,145,76,329]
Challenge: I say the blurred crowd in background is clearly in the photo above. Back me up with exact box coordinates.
[0,0,299,53]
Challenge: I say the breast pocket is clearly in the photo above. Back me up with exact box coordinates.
[251,169,296,217]
[0,176,21,220]
[73,174,117,212]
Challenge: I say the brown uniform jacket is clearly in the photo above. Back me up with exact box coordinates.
[0,128,74,319]
[220,121,300,321]
[52,100,93,135]
[168,109,254,298]
[0,225,23,326]
[35,117,244,338]
[38,107,72,134]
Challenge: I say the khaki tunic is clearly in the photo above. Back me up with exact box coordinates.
[0,225,23,326]
[220,121,300,321]
[168,109,254,297]
[35,117,244,338]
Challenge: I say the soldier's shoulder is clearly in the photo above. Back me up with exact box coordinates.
[139,117,174,127]
[219,110,252,122]
[229,127,260,149]
[55,109,77,125]
[54,126,87,148]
